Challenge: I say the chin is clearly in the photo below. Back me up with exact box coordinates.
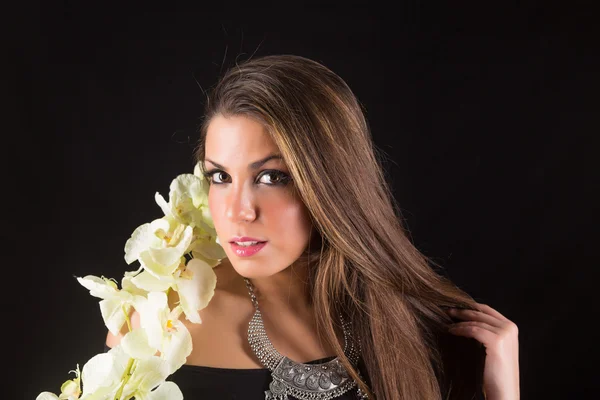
[224,254,288,280]
[229,262,283,279]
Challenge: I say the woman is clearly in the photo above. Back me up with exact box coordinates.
[107,54,519,399]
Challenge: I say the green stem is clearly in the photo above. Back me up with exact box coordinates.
[122,305,132,332]
[113,358,135,400]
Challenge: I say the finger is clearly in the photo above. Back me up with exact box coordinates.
[475,303,510,322]
[448,321,499,346]
[447,307,504,329]
[449,320,502,335]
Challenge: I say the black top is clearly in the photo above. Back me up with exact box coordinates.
[170,355,370,400]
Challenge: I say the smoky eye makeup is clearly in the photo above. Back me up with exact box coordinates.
[201,168,292,186]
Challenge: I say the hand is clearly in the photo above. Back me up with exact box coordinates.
[446,303,520,400]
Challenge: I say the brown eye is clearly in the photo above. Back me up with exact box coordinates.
[202,169,290,186]
[259,172,279,184]
[258,170,291,186]
[203,170,230,184]
[213,171,230,184]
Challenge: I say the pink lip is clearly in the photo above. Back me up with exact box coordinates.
[230,241,268,257]
[230,236,265,242]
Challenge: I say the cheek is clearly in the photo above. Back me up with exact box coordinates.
[207,186,312,255]
[263,195,312,248]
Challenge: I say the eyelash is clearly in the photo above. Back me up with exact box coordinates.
[201,169,292,187]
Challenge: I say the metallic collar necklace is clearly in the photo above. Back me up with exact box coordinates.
[244,278,369,400]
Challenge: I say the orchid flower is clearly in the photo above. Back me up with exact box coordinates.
[155,173,213,232]
[124,217,194,278]
[76,275,145,336]
[76,345,182,400]
[136,291,193,373]
[131,258,217,323]
[38,168,224,399]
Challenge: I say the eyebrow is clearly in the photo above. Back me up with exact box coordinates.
[204,154,284,170]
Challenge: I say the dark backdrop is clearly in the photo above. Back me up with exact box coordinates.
[10,2,598,399]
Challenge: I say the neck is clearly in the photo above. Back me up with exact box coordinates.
[247,262,312,314]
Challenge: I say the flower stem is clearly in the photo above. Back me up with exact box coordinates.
[113,357,135,400]
[122,305,132,332]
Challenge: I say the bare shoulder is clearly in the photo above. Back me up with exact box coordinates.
[106,259,259,368]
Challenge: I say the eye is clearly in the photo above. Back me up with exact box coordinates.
[257,170,291,186]
[203,170,230,184]
[202,169,291,186]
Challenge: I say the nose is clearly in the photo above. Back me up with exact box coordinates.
[225,182,258,223]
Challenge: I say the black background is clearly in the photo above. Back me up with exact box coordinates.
[10,2,598,399]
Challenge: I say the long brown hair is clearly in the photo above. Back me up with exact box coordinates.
[193,54,485,399]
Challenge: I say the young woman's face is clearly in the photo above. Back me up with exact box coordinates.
[203,114,313,279]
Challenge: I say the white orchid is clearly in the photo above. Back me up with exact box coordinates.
[155,173,214,233]
[76,275,145,336]
[38,168,224,399]
[189,234,226,268]
[75,345,182,400]
[124,217,195,278]
[131,258,217,323]
[156,171,225,266]
[192,161,203,179]
[137,292,193,373]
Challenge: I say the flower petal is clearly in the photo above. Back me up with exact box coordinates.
[201,207,215,231]
[146,224,194,268]
[36,393,59,400]
[145,381,183,400]
[122,271,148,297]
[189,251,222,268]
[186,175,209,209]
[99,298,129,336]
[146,248,184,272]
[191,239,226,261]
[169,175,212,229]
[154,192,172,219]
[79,385,117,400]
[77,276,117,299]
[131,270,173,292]
[174,225,194,254]
[125,356,169,394]
[124,223,154,265]
[140,251,181,279]
[122,328,156,360]
[80,352,117,395]
[193,162,203,178]
[138,292,169,350]
[59,379,79,397]
[149,218,171,234]
[162,321,193,374]
[176,258,216,323]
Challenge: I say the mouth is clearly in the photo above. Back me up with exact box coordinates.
[230,241,268,257]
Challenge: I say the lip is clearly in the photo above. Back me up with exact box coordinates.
[230,241,268,257]
[229,236,266,243]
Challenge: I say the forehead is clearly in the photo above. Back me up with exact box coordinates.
[205,115,280,161]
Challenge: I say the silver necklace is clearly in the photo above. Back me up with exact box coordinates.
[244,278,369,400]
